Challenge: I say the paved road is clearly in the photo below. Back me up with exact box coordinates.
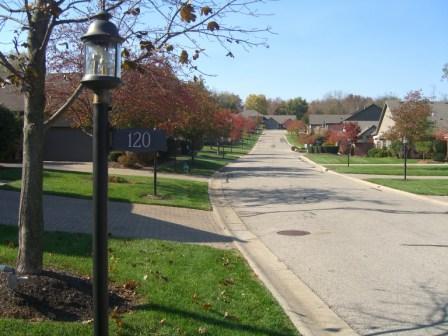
[221,130,448,336]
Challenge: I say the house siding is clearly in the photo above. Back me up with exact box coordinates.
[44,127,92,162]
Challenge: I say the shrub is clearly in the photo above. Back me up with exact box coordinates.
[433,140,446,155]
[432,152,446,162]
[414,141,432,159]
[108,151,123,162]
[117,152,139,168]
[308,145,314,153]
[291,146,298,152]
[0,105,21,162]
[322,145,338,154]
[367,148,390,158]
[389,141,403,158]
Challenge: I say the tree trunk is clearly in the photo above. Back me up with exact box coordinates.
[16,7,49,275]
[17,89,45,275]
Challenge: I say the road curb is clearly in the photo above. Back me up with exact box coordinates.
[209,139,359,336]
[299,155,448,208]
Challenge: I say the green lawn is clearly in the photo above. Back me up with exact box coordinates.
[0,225,299,336]
[305,153,419,164]
[327,165,448,176]
[285,133,302,148]
[159,133,260,177]
[367,179,448,196]
[0,168,210,210]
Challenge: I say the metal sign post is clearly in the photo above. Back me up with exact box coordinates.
[154,152,158,196]
[111,128,167,197]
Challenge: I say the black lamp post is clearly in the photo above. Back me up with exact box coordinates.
[81,11,123,336]
[403,136,408,181]
[347,139,352,167]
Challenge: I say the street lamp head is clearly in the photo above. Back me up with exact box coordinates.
[81,11,124,91]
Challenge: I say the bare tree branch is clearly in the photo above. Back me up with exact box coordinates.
[44,83,84,129]
[0,51,23,79]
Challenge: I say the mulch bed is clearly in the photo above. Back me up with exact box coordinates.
[0,269,136,322]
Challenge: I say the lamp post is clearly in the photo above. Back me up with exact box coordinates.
[403,137,408,181]
[347,139,352,167]
[81,11,123,336]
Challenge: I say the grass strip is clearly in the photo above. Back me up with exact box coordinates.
[0,225,299,336]
[0,168,210,211]
[285,133,303,148]
[327,165,448,176]
[306,153,419,165]
[367,179,448,196]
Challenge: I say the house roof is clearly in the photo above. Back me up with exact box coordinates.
[345,104,382,122]
[0,80,74,128]
[351,120,380,132]
[240,109,263,118]
[429,102,448,130]
[267,115,294,124]
[0,86,23,112]
[373,100,401,136]
[309,114,351,126]
[358,125,377,137]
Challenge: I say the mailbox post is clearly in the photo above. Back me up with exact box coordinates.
[403,137,408,181]
[347,139,352,167]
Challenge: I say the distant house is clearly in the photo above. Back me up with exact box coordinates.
[344,104,382,154]
[372,101,400,148]
[240,109,263,119]
[0,85,92,162]
[308,114,351,134]
[373,101,448,148]
[264,115,294,129]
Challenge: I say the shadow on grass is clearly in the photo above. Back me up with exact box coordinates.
[133,303,295,336]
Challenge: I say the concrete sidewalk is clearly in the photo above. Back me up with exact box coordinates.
[0,189,234,249]
[0,161,208,182]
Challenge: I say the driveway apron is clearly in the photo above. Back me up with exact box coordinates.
[221,130,448,336]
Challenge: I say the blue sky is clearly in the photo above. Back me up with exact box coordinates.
[197,0,448,102]
[1,1,447,102]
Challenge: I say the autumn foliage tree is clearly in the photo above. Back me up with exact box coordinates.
[326,122,360,154]
[386,90,432,144]
[245,94,268,115]
[0,0,271,275]
[286,120,306,134]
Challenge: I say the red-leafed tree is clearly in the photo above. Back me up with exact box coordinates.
[230,114,246,142]
[299,133,316,146]
[0,0,272,275]
[286,120,306,134]
[244,117,257,134]
[325,122,360,154]
[386,90,431,144]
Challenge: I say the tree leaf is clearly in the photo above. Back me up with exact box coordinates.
[179,50,189,64]
[201,6,212,16]
[207,21,219,31]
[180,4,196,23]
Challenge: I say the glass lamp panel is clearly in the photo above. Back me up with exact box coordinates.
[115,43,122,79]
[84,41,117,77]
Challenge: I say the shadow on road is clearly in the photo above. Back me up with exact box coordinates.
[354,284,448,335]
